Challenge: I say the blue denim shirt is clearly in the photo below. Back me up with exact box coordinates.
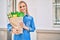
[7,15,35,40]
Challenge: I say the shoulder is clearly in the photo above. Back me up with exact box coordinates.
[23,15,33,20]
[28,15,33,19]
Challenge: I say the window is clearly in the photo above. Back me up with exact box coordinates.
[7,0,16,13]
[53,0,60,27]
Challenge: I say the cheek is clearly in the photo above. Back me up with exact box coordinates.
[21,7,26,11]
[23,7,27,11]
[22,7,26,9]
[24,7,26,10]
[20,9,22,12]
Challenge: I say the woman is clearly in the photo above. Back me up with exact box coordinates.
[7,1,35,40]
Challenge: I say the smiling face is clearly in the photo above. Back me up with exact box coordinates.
[18,2,27,14]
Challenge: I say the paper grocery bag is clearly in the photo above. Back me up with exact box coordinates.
[8,12,25,34]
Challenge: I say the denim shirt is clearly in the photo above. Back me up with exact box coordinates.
[7,14,35,40]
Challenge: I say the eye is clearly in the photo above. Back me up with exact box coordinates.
[20,6,22,8]
[23,5,25,7]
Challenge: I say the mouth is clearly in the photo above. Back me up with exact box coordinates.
[21,9,25,11]
[21,9,25,12]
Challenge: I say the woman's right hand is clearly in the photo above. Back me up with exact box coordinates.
[12,28,23,34]
[12,28,21,34]
[12,28,17,34]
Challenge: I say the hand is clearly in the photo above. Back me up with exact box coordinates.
[12,28,17,34]
[23,24,29,31]
[19,22,24,27]
[12,28,23,34]
[19,22,29,30]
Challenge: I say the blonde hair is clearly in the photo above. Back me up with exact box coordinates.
[18,1,28,14]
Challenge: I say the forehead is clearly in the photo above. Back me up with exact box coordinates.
[19,3,26,6]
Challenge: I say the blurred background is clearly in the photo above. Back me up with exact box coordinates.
[0,0,60,40]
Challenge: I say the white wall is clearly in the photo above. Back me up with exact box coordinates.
[0,0,7,28]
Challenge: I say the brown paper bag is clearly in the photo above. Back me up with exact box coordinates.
[9,17,23,34]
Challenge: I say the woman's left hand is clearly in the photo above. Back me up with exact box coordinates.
[19,22,29,30]
[19,22,24,27]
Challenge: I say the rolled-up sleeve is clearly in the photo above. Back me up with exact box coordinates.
[29,17,35,32]
[7,23,12,32]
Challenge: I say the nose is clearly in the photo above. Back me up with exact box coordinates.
[21,7,25,10]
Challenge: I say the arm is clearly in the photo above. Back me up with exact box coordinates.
[19,22,29,31]
[7,23,18,34]
[23,24,29,31]
[7,23,12,32]
[23,17,35,32]
[29,17,35,32]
